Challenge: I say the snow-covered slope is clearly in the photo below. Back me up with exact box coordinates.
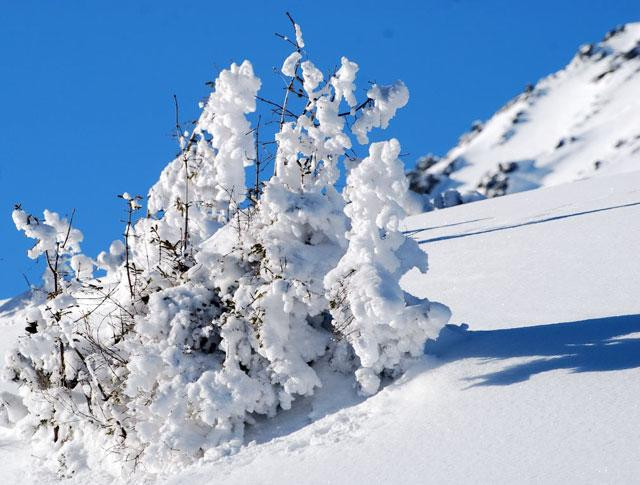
[409,23,640,199]
[3,168,632,484]
[160,169,640,485]
[2,170,639,483]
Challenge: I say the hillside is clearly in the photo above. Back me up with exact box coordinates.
[161,170,640,485]
[2,169,639,484]
[408,23,640,200]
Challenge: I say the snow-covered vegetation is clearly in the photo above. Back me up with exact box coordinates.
[0,18,449,478]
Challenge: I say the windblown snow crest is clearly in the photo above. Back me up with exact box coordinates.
[408,22,640,206]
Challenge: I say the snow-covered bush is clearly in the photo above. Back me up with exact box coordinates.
[4,17,450,477]
[325,140,450,395]
[6,207,131,475]
[147,60,261,251]
[12,208,87,294]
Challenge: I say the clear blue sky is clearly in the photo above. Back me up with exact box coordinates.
[1,0,638,297]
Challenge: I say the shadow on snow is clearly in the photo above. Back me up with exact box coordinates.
[426,314,640,387]
[416,201,640,244]
[402,217,493,236]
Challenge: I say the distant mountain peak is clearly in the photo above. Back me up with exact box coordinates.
[408,22,640,205]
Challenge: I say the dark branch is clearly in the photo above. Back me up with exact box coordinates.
[338,98,373,117]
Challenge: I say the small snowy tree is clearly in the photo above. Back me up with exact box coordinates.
[12,207,87,295]
[145,60,261,255]
[6,208,133,476]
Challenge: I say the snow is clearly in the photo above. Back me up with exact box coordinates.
[0,295,40,483]
[162,169,640,485]
[148,59,260,246]
[411,22,640,199]
[12,209,83,261]
[352,81,410,144]
[146,169,640,484]
[300,60,324,93]
[325,139,449,395]
[2,168,638,483]
[404,172,640,327]
[294,23,304,49]
[281,51,301,77]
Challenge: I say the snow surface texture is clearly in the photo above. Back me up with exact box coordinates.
[2,169,638,484]
[408,23,640,201]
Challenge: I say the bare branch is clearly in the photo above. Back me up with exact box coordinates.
[255,96,297,119]
[338,97,373,117]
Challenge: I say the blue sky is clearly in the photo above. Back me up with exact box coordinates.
[1,0,638,297]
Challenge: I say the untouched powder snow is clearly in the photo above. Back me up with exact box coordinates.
[410,23,640,199]
[1,170,639,483]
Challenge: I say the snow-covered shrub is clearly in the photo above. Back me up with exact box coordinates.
[4,17,450,477]
[147,60,261,251]
[12,208,87,294]
[325,140,450,395]
[6,207,132,475]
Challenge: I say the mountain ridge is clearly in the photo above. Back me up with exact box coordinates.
[408,22,640,202]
